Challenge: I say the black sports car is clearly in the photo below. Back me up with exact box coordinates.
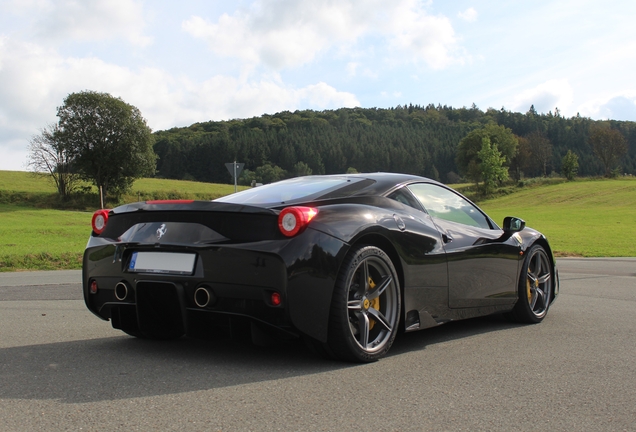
[83,173,558,362]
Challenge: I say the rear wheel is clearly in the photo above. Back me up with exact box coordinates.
[327,245,401,362]
[507,244,553,323]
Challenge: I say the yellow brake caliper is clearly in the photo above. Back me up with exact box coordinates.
[368,277,380,330]
[527,270,533,303]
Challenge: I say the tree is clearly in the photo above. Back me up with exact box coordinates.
[240,162,287,185]
[526,131,553,176]
[588,127,628,176]
[509,135,531,180]
[292,161,313,177]
[456,124,518,184]
[56,91,156,199]
[561,150,579,180]
[477,137,509,194]
[27,124,80,199]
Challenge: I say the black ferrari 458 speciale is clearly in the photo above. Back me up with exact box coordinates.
[83,173,558,362]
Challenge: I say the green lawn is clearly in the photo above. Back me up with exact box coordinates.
[0,204,90,270]
[1,172,634,271]
[0,171,248,270]
[0,171,58,193]
[480,178,636,257]
[0,170,250,212]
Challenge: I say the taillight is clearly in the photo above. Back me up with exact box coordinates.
[278,207,318,237]
[270,292,282,306]
[91,209,110,235]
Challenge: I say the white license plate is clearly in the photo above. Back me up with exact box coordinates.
[128,252,196,275]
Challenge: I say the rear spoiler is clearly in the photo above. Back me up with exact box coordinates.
[112,200,277,216]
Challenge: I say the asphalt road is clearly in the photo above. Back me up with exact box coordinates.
[1,258,635,431]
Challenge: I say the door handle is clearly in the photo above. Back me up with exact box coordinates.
[442,232,453,243]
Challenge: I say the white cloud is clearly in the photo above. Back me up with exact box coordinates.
[0,141,31,171]
[458,7,478,22]
[578,95,636,121]
[183,0,463,71]
[598,96,636,121]
[31,0,151,46]
[346,62,359,77]
[511,79,574,114]
[386,2,459,69]
[0,35,359,170]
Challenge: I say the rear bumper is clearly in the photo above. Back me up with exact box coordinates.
[83,229,347,342]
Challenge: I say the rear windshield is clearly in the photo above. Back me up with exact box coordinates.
[215,176,372,206]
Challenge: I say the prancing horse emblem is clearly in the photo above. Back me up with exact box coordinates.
[156,224,167,240]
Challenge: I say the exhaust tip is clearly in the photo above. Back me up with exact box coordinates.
[194,286,215,308]
[114,282,129,301]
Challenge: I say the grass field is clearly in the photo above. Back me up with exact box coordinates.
[0,170,248,271]
[480,178,636,257]
[1,171,634,271]
[0,204,90,270]
[0,171,57,193]
[0,170,246,207]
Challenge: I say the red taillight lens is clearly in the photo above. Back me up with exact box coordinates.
[91,209,110,235]
[89,280,98,294]
[278,207,318,237]
[271,292,282,306]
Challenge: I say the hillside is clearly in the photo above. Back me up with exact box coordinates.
[0,170,246,209]
[480,177,636,257]
[153,105,636,185]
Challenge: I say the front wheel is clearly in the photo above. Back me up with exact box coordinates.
[507,244,553,323]
[327,245,401,362]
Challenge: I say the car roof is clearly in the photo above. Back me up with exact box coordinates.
[215,172,442,207]
[314,172,442,197]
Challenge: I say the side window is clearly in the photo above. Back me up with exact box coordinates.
[387,188,421,210]
[407,183,492,229]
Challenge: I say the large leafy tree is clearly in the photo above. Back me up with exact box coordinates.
[456,124,518,183]
[588,126,628,176]
[56,91,156,199]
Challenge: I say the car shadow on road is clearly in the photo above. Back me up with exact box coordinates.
[389,313,519,356]
[0,314,520,404]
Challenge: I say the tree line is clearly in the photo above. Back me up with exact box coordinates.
[29,91,635,203]
[154,104,635,185]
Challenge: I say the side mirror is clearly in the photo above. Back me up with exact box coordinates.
[503,216,525,233]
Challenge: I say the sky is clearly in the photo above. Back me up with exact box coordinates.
[1,0,636,171]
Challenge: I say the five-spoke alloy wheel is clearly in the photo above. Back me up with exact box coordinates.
[327,245,401,362]
[508,244,553,323]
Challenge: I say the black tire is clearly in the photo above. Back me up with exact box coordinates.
[507,244,553,323]
[327,245,401,362]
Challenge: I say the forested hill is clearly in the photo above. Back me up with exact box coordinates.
[153,105,636,185]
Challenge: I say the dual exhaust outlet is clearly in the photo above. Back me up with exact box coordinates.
[114,281,215,308]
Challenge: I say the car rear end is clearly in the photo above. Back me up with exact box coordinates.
[83,200,327,340]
